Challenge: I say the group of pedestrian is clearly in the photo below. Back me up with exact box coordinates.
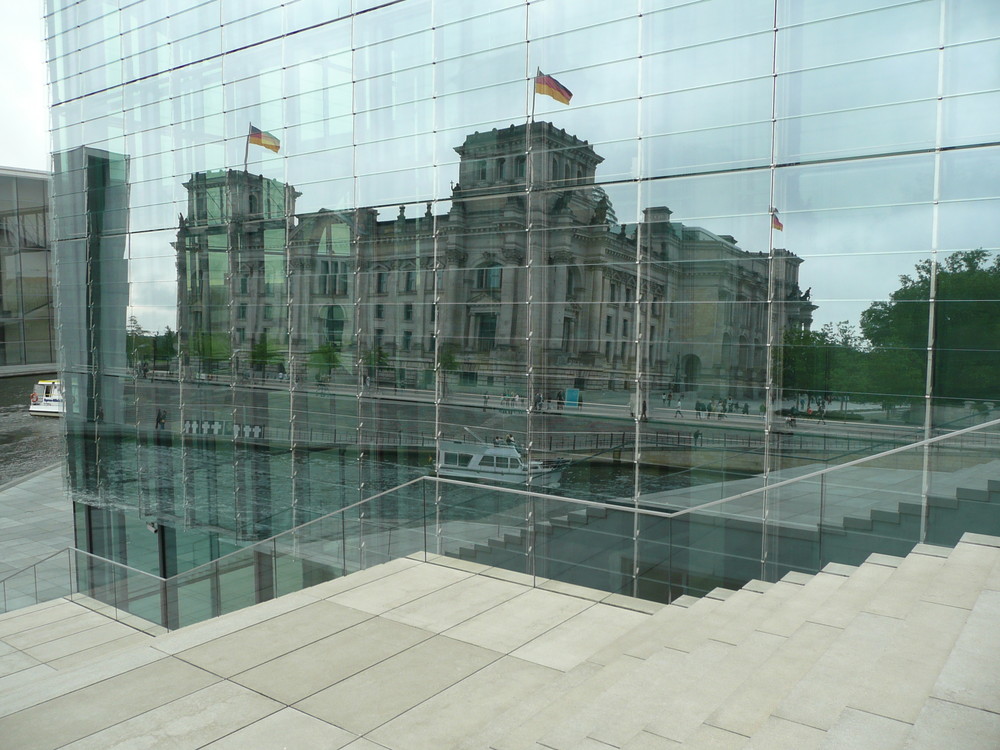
[498,392,521,412]
[691,398,750,420]
[496,390,576,413]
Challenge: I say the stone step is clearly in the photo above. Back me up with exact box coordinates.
[533,569,855,748]
[489,596,727,750]
[760,537,993,744]
[901,535,1000,750]
[861,544,949,620]
[811,536,1000,750]
[694,555,902,740]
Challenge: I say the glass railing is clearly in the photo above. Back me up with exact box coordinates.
[0,548,166,631]
[3,417,998,629]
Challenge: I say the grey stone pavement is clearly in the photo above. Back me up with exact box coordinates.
[0,541,998,749]
[0,464,72,580]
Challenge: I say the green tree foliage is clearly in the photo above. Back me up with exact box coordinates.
[187,332,231,371]
[308,342,340,379]
[860,250,1000,403]
[779,322,868,402]
[249,333,282,374]
[127,318,178,368]
[363,346,388,370]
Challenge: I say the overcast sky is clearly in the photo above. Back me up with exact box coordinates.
[2,1,993,336]
[0,1,48,172]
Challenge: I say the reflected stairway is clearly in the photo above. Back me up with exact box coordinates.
[470,532,1000,749]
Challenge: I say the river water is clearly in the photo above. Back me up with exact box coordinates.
[0,375,62,486]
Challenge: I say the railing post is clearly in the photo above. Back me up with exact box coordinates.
[527,493,536,586]
[818,472,826,569]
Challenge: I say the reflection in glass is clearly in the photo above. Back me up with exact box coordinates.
[44,1,1000,610]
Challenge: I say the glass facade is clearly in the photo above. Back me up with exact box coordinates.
[0,168,54,367]
[46,0,1000,601]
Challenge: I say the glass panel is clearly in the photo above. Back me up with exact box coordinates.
[1,550,70,613]
[534,497,635,595]
[434,481,528,574]
[647,496,766,599]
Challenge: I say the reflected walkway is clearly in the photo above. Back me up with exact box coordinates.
[0,464,70,579]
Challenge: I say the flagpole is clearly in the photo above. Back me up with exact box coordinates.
[528,69,538,191]
[530,68,539,124]
[243,123,252,174]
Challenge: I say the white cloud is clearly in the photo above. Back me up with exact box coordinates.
[0,1,48,171]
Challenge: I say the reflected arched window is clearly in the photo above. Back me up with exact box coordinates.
[515,156,526,178]
[248,193,259,214]
[477,160,487,181]
[721,332,733,369]
[552,158,559,181]
[496,158,506,180]
[476,263,502,290]
[325,306,345,346]
[566,266,580,301]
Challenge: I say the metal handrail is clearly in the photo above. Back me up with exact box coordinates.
[3,416,997,623]
[160,414,1000,578]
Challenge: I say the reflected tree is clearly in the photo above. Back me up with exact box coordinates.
[779,322,868,410]
[249,333,281,378]
[308,342,340,382]
[861,250,1000,406]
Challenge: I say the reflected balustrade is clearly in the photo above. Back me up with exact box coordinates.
[3,417,999,628]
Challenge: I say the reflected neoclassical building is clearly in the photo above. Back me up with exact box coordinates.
[45,0,1000,597]
[0,166,54,369]
[176,123,814,398]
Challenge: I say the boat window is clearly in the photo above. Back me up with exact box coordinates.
[480,456,494,467]
[443,452,473,467]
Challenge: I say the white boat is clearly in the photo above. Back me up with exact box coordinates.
[29,379,64,417]
[435,438,569,488]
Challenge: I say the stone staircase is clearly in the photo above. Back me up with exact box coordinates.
[452,466,1000,596]
[464,532,1000,749]
[0,535,996,748]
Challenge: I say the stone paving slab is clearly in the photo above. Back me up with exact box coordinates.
[367,655,559,750]
[381,572,526,633]
[294,634,501,735]
[202,707,356,749]
[175,599,370,678]
[510,601,648,672]
[326,559,471,615]
[443,585,593,654]
[0,656,219,748]
[232,615,432,705]
[58,681,280,750]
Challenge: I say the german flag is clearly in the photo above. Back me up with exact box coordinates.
[771,211,784,231]
[249,125,280,153]
[534,71,573,105]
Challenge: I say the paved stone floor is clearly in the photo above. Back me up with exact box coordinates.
[0,555,658,750]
